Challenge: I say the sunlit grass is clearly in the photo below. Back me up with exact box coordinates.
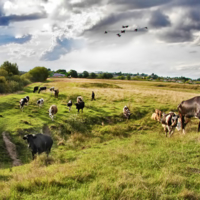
[1,78,200,199]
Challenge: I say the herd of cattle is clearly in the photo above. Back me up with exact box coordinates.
[19,85,200,159]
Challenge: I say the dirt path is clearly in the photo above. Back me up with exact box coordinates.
[2,132,22,167]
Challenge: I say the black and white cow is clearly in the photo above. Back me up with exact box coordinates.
[33,86,39,93]
[49,105,58,121]
[67,100,72,112]
[23,133,53,159]
[19,96,29,111]
[49,87,54,95]
[37,98,44,108]
[75,96,84,113]
[38,87,47,93]
[161,112,180,137]
[123,106,131,119]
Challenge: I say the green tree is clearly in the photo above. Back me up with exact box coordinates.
[29,66,49,82]
[69,70,78,78]
[126,75,131,80]
[0,68,8,77]
[89,72,97,79]
[82,71,89,78]
[0,61,19,75]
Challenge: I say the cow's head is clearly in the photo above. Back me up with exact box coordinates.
[23,134,37,147]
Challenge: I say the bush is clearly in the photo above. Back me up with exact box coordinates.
[29,66,49,82]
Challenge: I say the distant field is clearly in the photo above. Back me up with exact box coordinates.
[1,78,200,199]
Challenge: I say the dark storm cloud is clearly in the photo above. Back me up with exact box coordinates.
[40,37,84,61]
[149,10,171,28]
[87,11,143,32]
[0,12,47,26]
[158,30,193,43]
[0,34,32,45]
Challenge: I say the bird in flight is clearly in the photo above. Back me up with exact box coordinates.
[116,33,121,37]
[121,30,125,33]
[122,25,129,28]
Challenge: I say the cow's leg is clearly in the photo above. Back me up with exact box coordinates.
[180,115,185,134]
[198,120,200,132]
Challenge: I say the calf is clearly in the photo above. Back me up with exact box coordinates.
[37,98,44,108]
[23,133,53,159]
[123,106,131,119]
[91,91,95,100]
[161,112,180,137]
[49,105,58,121]
[38,87,47,93]
[155,109,162,121]
[151,113,159,121]
[54,89,59,98]
[33,86,39,93]
[75,96,84,113]
[67,100,72,112]
[49,87,54,95]
[19,96,29,111]
[178,96,200,134]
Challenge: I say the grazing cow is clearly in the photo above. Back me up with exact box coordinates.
[54,89,59,98]
[178,96,200,134]
[161,112,180,137]
[49,87,54,95]
[91,91,95,101]
[33,86,39,93]
[155,109,162,121]
[38,87,47,93]
[67,100,72,112]
[37,98,44,108]
[49,105,58,121]
[151,113,159,121]
[75,96,84,113]
[123,106,131,119]
[19,96,29,111]
[23,133,53,160]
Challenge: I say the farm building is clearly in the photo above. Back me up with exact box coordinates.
[52,73,65,77]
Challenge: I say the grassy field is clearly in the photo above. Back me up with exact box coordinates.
[1,78,200,199]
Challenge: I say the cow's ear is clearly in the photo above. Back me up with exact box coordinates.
[23,135,27,140]
[32,134,37,138]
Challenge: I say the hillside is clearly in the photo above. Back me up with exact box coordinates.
[1,78,200,199]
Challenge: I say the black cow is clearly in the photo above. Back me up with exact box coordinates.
[75,101,85,113]
[23,134,53,159]
[178,96,200,134]
[33,86,39,93]
[91,91,95,101]
[38,87,47,93]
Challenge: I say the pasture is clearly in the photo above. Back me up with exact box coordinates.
[1,78,200,199]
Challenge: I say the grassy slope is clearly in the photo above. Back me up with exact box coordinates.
[0,78,200,199]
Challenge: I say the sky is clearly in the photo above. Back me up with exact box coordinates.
[0,0,200,79]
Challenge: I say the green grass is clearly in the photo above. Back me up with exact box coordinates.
[1,78,200,199]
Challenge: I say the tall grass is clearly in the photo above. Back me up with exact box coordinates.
[0,78,200,199]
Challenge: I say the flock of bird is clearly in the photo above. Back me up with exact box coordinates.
[105,25,148,37]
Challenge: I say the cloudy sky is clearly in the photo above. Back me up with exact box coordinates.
[0,0,200,78]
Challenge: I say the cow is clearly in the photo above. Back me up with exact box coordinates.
[54,89,59,98]
[50,87,54,95]
[33,86,39,93]
[49,105,58,121]
[178,96,200,134]
[155,109,162,121]
[123,106,131,119]
[75,96,84,113]
[91,91,95,101]
[19,96,29,111]
[23,133,53,160]
[38,87,47,93]
[37,98,44,108]
[67,100,72,112]
[161,112,180,137]
[151,113,159,121]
